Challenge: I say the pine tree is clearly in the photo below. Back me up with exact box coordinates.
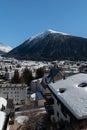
[12,70,20,83]
[23,67,33,85]
[36,67,44,79]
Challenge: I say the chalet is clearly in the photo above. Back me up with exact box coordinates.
[44,73,87,130]
[45,67,64,84]
[35,67,64,107]
[40,67,64,96]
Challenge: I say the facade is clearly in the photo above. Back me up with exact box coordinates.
[5,71,14,81]
[45,67,64,84]
[44,73,87,130]
[0,84,27,105]
[30,78,42,92]
[40,67,64,96]
[36,91,45,107]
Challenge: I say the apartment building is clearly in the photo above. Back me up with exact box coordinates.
[44,73,87,130]
[0,84,27,105]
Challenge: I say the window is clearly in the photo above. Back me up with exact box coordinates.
[57,99,60,105]
[57,112,59,117]
[3,92,8,94]
[59,88,66,93]
[78,82,87,87]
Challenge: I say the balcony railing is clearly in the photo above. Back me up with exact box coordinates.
[45,93,51,99]
[45,93,54,105]
[44,102,54,115]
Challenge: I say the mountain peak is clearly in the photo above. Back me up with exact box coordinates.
[28,29,69,43]
[4,29,87,61]
[45,29,69,35]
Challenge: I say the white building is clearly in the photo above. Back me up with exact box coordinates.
[0,84,27,105]
[5,71,14,81]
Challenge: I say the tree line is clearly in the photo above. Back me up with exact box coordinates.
[11,67,44,85]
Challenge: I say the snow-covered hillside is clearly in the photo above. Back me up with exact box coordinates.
[0,42,12,53]
[28,29,69,43]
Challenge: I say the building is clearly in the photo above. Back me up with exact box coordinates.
[45,67,64,84]
[44,73,87,130]
[30,78,42,92]
[0,84,27,105]
[36,91,45,107]
[40,67,64,96]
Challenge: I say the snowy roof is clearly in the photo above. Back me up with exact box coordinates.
[15,116,29,124]
[31,78,42,83]
[0,97,7,110]
[0,111,6,130]
[0,83,27,88]
[49,73,87,120]
[31,93,36,101]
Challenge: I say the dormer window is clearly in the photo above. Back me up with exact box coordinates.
[57,88,66,93]
[78,82,87,88]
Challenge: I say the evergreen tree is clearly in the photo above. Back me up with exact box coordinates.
[12,70,20,83]
[36,67,44,79]
[23,67,33,85]
[5,66,8,72]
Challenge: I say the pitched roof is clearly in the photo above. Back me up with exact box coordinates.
[46,68,60,83]
[36,91,44,100]
[48,73,87,120]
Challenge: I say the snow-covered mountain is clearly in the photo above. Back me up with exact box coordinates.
[4,29,87,61]
[22,29,70,48]
[0,43,12,53]
[28,29,69,43]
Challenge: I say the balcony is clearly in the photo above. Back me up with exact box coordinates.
[45,94,54,105]
[44,102,54,115]
[44,93,51,98]
[46,97,54,105]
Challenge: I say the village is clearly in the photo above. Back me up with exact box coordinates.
[0,57,87,130]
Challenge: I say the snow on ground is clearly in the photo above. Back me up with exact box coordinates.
[27,29,69,44]
[0,43,12,52]
[15,116,29,125]
[31,93,36,101]
[0,111,6,130]
[0,97,7,110]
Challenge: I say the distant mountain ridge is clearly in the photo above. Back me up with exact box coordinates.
[3,29,87,61]
[0,42,12,55]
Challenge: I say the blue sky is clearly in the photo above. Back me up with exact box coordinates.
[0,0,87,48]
